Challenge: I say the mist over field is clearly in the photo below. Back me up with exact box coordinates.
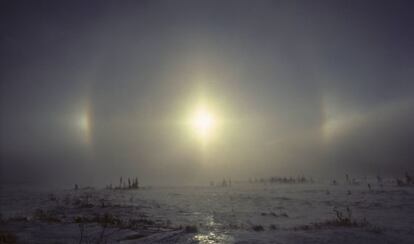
[1,1,414,243]
[1,0,414,187]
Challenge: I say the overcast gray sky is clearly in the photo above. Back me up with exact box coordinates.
[1,0,413,186]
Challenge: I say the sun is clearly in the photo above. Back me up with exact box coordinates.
[191,107,216,139]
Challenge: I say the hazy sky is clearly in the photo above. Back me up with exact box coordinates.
[1,0,413,185]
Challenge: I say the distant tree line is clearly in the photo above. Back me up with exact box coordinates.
[396,172,413,187]
[210,178,232,187]
[105,176,139,190]
[248,175,314,184]
[330,172,414,189]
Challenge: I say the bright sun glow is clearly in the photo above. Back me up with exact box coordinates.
[191,108,216,139]
[76,109,92,144]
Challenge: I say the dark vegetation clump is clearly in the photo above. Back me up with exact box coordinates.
[396,172,414,187]
[3,192,173,244]
[0,230,17,244]
[33,209,61,223]
[127,218,156,229]
[6,216,29,222]
[122,233,146,240]
[48,194,57,201]
[95,213,122,227]
[293,207,384,234]
[227,223,241,230]
[261,211,288,218]
[74,212,173,244]
[74,213,166,231]
[252,225,265,231]
[74,213,122,227]
[269,224,278,230]
[184,225,198,233]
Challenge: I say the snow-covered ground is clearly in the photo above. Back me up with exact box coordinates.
[1,181,413,243]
